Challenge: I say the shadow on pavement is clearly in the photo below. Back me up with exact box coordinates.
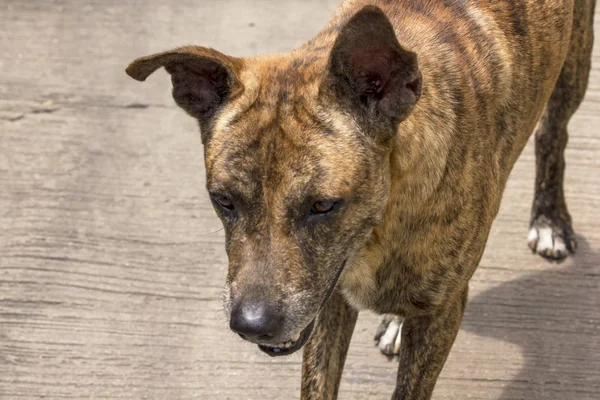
[463,235,600,399]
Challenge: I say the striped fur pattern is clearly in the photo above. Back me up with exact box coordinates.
[126,0,595,398]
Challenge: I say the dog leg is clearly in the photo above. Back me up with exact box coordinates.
[393,287,468,400]
[529,0,595,259]
[301,291,358,400]
[374,314,403,358]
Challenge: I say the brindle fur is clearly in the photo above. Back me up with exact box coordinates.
[529,0,596,259]
[126,0,595,398]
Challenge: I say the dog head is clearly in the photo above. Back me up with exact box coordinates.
[126,6,421,356]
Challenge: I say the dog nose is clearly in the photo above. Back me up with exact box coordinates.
[229,300,284,342]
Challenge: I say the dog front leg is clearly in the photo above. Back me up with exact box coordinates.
[301,291,358,400]
[393,286,468,400]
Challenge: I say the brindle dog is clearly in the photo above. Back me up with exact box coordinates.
[126,0,595,398]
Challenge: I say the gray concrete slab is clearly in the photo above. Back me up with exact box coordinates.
[1,1,599,399]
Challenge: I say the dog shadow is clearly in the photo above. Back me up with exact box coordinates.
[462,235,600,399]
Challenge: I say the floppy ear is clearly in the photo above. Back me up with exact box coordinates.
[326,6,422,134]
[126,46,243,130]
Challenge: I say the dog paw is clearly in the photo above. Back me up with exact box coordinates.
[374,314,402,357]
[528,215,576,260]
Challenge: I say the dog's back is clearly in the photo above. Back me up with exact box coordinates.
[306,0,574,176]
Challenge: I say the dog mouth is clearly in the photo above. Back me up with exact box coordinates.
[256,259,347,357]
[239,259,347,357]
[257,319,315,357]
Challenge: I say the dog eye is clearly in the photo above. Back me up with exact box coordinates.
[215,196,235,211]
[311,200,336,214]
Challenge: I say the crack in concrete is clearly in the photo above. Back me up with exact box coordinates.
[0,102,170,122]
[0,100,60,122]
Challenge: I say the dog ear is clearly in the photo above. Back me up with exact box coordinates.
[126,46,243,128]
[326,6,422,134]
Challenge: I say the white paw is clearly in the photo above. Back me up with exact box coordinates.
[528,225,569,259]
[374,315,402,357]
